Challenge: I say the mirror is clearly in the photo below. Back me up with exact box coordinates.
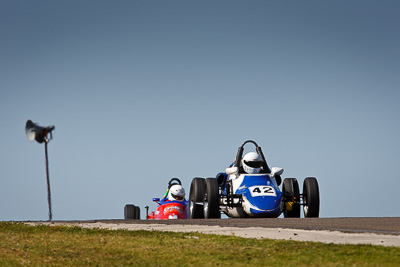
[226,167,238,175]
[271,167,284,176]
[152,198,160,202]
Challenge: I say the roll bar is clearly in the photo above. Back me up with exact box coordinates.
[168,178,182,188]
[234,140,270,173]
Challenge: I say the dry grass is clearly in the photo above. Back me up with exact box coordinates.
[1,222,399,266]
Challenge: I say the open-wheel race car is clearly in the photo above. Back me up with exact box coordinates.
[147,178,189,220]
[189,140,320,219]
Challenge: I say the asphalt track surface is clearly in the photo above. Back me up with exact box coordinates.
[25,217,400,247]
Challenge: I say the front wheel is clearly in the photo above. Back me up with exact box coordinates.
[204,178,220,219]
[282,178,300,218]
[303,177,320,218]
[189,178,205,219]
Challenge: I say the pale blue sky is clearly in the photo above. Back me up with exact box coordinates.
[1,1,399,220]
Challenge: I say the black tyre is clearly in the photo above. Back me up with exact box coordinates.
[303,177,320,218]
[282,178,301,218]
[189,178,205,219]
[204,178,220,219]
[134,206,140,220]
[124,204,136,220]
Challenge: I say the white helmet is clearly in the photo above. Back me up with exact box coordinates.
[242,152,262,174]
[167,184,185,201]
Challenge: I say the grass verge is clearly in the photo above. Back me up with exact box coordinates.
[0,222,399,266]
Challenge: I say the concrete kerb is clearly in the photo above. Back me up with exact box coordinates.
[25,221,400,247]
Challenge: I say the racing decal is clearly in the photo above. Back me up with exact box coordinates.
[163,205,182,215]
[249,185,276,197]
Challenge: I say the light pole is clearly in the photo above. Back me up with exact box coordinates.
[25,120,55,221]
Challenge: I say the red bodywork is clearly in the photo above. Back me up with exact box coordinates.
[147,200,189,220]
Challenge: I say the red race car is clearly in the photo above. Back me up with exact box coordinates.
[147,178,189,220]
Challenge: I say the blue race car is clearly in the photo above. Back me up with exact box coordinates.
[189,140,320,219]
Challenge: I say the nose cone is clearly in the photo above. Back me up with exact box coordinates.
[248,192,283,212]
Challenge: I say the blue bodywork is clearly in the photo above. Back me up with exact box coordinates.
[153,198,189,206]
[218,172,283,218]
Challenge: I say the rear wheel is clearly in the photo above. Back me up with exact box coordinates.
[134,206,140,220]
[124,204,136,220]
[204,178,220,219]
[303,177,320,218]
[282,178,300,218]
[189,178,205,219]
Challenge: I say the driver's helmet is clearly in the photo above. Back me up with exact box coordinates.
[167,184,185,201]
[242,152,263,174]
